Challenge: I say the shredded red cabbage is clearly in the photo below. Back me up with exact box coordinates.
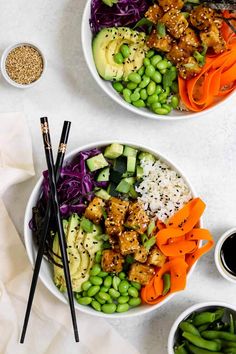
[39,148,108,218]
[90,0,150,34]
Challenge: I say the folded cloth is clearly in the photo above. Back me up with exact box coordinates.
[0,113,140,354]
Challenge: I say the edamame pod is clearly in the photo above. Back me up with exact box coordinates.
[174,344,188,354]
[201,330,236,341]
[182,332,221,351]
[193,312,216,326]
[179,321,200,336]
[187,343,223,354]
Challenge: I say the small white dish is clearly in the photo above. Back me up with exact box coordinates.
[168,301,236,354]
[1,42,46,88]
[215,227,236,284]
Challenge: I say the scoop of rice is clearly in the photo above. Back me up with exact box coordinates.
[136,158,192,223]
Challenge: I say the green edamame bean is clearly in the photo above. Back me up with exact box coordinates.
[156,60,168,71]
[95,250,102,264]
[145,65,155,77]
[113,276,121,291]
[174,343,188,354]
[129,297,141,307]
[160,68,167,74]
[165,86,170,95]
[107,298,113,304]
[91,300,101,312]
[117,303,130,313]
[90,276,103,286]
[201,330,236,341]
[147,81,156,96]
[147,94,159,105]
[139,75,150,88]
[143,58,150,67]
[140,89,148,100]
[151,71,162,83]
[118,296,130,304]
[120,44,130,58]
[82,281,92,292]
[155,85,162,95]
[171,81,179,93]
[114,52,124,64]
[159,92,168,103]
[179,321,200,336]
[104,276,112,288]
[87,285,100,297]
[118,280,130,293]
[151,55,162,67]
[162,104,172,113]
[128,72,141,84]
[131,282,141,290]
[123,88,132,103]
[128,287,139,298]
[95,294,106,304]
[146,50,155,58]
[194,312,216,326]
[98,271,108,278]
[82,291,87,297]
[133,99,146,108]
[112,82,123,93]
[75,293,81,300]
[153,107,169,115]
[98,292,111,302]
[130,91,140,102]
[109,288,120,298]
[100,286,109,293]
[151,102,161,111]
[198,324,210,332]
[121,292,128,296]
[77,297,92,306]
[171,95,179,109]
[90,264,101,276]
[138,66,145,76]
[182,332,221,351]
[127,82,138,90]
[166,61,172,68]
[101,303,117,314]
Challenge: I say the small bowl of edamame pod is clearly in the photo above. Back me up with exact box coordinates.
[168,302,236,354]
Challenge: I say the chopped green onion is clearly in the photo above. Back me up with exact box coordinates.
[147,220,156,236]
[144,236,156,250]
[80,217,94,233]
[156,22,166,38]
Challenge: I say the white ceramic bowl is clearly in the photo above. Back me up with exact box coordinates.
[81,1,236,121]
[1,42,46,88]
[215,227,236,284]
[24,140,201,318]
[168,301,236,354]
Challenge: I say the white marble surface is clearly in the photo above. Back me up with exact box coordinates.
[1,0,236,353]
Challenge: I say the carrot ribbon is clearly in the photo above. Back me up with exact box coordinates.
[141,198,214,305]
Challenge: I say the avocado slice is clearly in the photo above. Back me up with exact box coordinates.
[93,27,148,81]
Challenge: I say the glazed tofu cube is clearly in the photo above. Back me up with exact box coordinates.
[179,28,200,51]
[177,56,202,79]
[101,250,124,273]
[107,197,129,221]
[200,24,226,53]
[119,231,140,256]
[134,245,149,263]
[190,5,215,31]
[84,197,105,224]
[162,10,188,38]
[128,263,155,285]
[145,4,164,24]
[147,30,172,52]
[167,44,189,65]
[159,0,184,12]
[126,202,149,234]
[105,218,123,237]
[147,246,166,267]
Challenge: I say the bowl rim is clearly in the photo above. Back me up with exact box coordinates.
[24,139,202,318]
[0,41,47,89]
[214,227,236,284]
[81,0,236,121]
[167,301,236,354]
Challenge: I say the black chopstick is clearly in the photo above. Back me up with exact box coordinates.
[20,120,71,344]
[39,117,79,341]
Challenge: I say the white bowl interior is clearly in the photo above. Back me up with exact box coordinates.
[81,1,236,121]
[24,140,201,318]
[1,42,46,88]
[168,302,236,354]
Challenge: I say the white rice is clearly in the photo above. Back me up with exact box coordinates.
[135,158,192,223]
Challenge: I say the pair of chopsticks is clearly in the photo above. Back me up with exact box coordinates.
[20,117,79,343]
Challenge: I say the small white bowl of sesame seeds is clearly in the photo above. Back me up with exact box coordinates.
[1,42,46,88]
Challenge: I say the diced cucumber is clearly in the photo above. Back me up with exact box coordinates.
[80,216,94,233]
[127,156,136,173]
[123,146,138,157]
[95,189,111,201]
[136,165,144,179]
[116,179,131,193]
[104,143,124,159]
[113,156,127,174]
[97,167,110,182]
[138,152,156,163]
[129,185,138,199]
[124,177,136,185]
[107,182,119,197]
[110,169,122,184]
[86,153,108,172]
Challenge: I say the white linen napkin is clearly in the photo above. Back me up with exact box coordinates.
[0,113,140,354]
